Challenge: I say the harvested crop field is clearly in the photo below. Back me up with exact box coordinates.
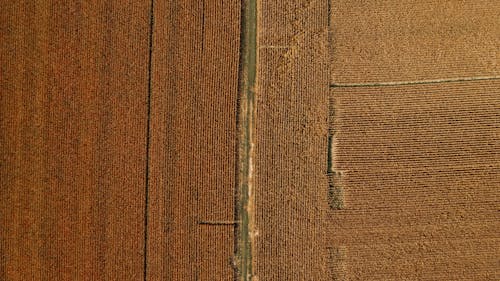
[1,0,499,280]
[254,0,499,280]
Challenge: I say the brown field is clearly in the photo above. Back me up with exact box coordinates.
[147,1,240,280]
[255,0,499,280]
[255,0,330,279]
[1,0,240,280]
[327,82,500,280]
[1,0,499,280]
[329,0,500,84]
[1,1,151,279]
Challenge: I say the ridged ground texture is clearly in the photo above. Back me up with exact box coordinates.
[255,0,499,280]
[1,0,499,280]
[1,1,241,280]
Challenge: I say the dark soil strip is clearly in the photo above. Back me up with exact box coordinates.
[236,0,256,280]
